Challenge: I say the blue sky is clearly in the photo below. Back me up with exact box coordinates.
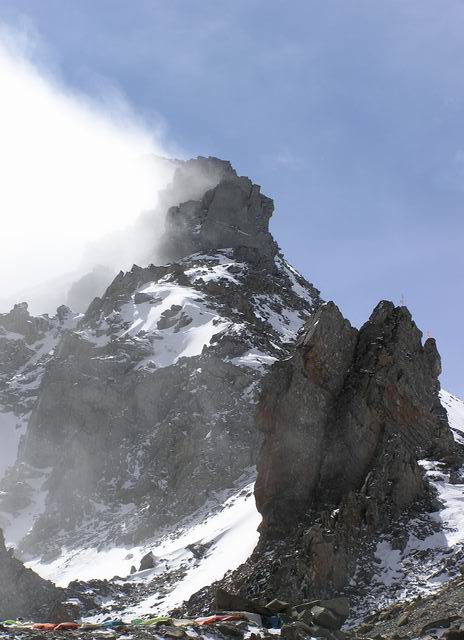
[0,1,462,396]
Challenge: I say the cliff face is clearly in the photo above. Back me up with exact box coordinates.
[0,303,80,505]
[255,300,455,536]
[160,172,277,264]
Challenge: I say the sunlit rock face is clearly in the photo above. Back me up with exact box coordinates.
[0,157,322,558]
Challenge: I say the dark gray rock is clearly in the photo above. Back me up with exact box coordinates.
[255,302,357,531]
[159,160,277,264]
[139,551,156,571]
[0,528,65,620]
[310,605,342,630]
[216,623,245,637]
[319,597,350,621]
[281,622,314,640]
[255,300,456,535]
[184,300,459,613]
[225,299,460,604]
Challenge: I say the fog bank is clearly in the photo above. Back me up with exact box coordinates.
[0,25,175,314]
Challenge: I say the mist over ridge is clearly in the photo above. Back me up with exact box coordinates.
[0,25,179,314]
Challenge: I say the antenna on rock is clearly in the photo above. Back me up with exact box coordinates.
[426,330,433,340]
[400,294,405,306]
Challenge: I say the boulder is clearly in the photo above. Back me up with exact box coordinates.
[320,597,350,623]
[281,622,314,640]
[310,605,342,630]
[266,598,292,614]
[216,623,245,637]
[139,551,157,571]
[214,588,273,617]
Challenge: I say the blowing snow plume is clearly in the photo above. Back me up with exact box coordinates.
[0,25,177,314]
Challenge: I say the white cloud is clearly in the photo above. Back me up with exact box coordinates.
[0,24,176,313]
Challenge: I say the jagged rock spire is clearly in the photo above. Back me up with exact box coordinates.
[158,156,278,263]
[255,300,456,534]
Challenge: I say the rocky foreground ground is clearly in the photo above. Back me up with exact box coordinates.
[355,574,464,639]
[3,578,464,640]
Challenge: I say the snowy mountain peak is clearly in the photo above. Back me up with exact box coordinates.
[0,158,321,569]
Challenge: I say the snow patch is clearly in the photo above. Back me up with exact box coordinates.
[121,284,229,368]
[79,283,231,368]
[275,256,315,302]
[440,389,464,445]
[374,539,403,587]
[253,294,307,342]
[229,349,277,371]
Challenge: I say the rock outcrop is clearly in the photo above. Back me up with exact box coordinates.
[255,300,456,535]
[158,157,277,264]
[183,300,460,611]
[0,528,65,620]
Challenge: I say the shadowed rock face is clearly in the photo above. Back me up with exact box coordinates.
[159,159,277,264]
[255,300,456,535]
[0,528,64,620]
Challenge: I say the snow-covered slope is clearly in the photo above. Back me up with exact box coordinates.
[440,389,464,444]
[19,387,463,621]
[27,476,260,617]
[350,388,464,620]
